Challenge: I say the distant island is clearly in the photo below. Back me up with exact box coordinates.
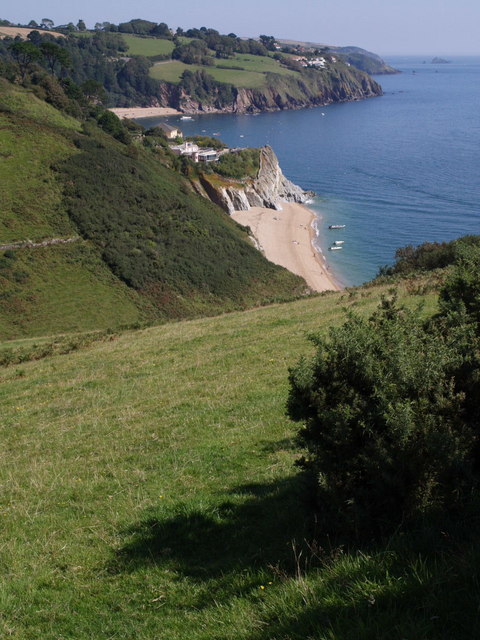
[431,56,450,64]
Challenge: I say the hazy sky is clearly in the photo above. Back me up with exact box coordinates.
[2,0,479,56]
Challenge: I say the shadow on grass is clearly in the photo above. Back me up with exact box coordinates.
[108,473,480,639]
[110,473,316,580]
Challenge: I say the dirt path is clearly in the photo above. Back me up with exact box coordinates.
[0,237,81,251]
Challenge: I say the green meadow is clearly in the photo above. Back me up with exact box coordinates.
[122,34,175,57]
[150,53,297,88]
[2,278,478,639]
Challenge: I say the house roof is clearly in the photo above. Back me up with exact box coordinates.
[157,123,180,134]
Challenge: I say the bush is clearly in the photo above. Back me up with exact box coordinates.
[377,235,480,278]
[215,149,260,179]
[287,295,480,536]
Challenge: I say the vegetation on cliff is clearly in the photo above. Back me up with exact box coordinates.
[0,79,306,339]
[0,19,383,112]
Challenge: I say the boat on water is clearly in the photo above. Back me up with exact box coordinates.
[329,245,343,251]
[329,224,346,229]
[333,240,344,245]
[180,116,193,120]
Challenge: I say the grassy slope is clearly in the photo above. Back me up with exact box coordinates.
[122,34,175,57]
[0,81,305,339]
[150,53,297,88]
[1,279,478,639]
[0,81,146,338]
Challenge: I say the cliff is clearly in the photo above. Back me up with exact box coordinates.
[153,63,382,115]
[197,146,313,214]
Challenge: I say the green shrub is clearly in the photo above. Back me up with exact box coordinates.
[215,149,260,179]
[287,295,480,536]
[439,242,480,326]
[377,235,480,278]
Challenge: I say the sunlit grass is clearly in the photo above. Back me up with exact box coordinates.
[3,281,474,640]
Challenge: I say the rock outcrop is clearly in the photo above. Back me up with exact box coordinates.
[199,146,313,215]
[151,64,382,115]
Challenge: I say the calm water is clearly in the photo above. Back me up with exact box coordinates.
[140,57,480,286]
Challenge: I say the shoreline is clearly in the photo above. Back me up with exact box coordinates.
[109,106,182,119]
[231,202,341,293]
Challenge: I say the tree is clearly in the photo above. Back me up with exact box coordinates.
[40,18,54,30]
[40,41,71,76]
[77,19,86,32]
[96,110,131,144]
[287,295,480,535]
[151,22,170,37]
[259,34,276,51]
[28,20,39,28]
[9,40,42,80]
[81,79,106,104]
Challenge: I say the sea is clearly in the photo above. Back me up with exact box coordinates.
[138,56,480,286]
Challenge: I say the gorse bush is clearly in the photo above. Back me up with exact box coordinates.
[288,285,480,536]
[377,234,480,278]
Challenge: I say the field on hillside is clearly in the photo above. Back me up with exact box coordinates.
[2,281,477,639]
[150,53,296,88]
[122,34,174,57]
[0,26,65,39]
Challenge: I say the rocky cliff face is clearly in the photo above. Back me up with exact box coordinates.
[199,146,313,215]
[152,64,382,115]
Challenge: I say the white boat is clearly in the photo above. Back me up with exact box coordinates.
[329,224,346,229]
[180,116,193,120]
[333,240,344,245]
[329,245,343,251]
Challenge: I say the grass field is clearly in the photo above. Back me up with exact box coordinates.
[2,280,477,639]
[0,81,80,244]
[150,53,297,88]
[121,34,174,57]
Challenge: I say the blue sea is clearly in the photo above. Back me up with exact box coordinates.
[139,56,480,286]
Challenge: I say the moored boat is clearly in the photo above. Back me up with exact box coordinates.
[329,224,346,229]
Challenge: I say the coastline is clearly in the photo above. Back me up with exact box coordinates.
[109,106,181,119]
[231,203,341,293]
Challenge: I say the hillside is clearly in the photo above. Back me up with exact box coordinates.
[277,39,398,75]
[0,80,306,339]
[1,275,479,639]
[0,24,382,113]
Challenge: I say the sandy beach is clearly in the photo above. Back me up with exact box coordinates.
[109,106,182,119]
[231,202,340,292]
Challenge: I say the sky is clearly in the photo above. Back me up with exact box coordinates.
[2,0,479,56]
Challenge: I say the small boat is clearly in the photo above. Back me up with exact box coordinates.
[329,245,343,251]
[329,224,346,229]
[180,116,193,120]
[333,240,344,245]
[212,132,220,136]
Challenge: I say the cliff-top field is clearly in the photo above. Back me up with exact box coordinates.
[149,53,299,88]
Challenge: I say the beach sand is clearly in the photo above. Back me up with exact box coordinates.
[231,203,340,293]
[109,106,181,119]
